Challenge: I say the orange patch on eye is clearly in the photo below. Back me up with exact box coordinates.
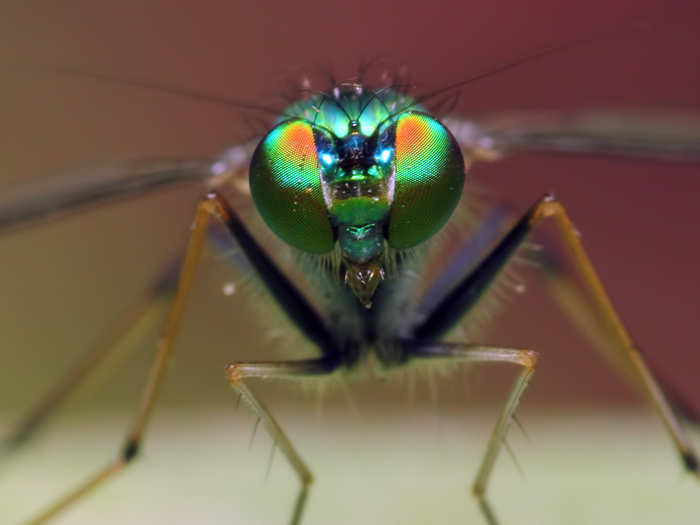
[278,121,317,163]
[396,115,430,160]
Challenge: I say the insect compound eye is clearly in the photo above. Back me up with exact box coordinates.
[249,119,335,253]
[385,112,465,249]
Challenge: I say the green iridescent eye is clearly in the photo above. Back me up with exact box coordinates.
[385,112,465,249]
[249,120,334,253]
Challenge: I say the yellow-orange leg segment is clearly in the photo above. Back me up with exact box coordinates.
[24,193,229,524]
[531,196,698,473]
[3,285,171,453]
[410,194,697,525]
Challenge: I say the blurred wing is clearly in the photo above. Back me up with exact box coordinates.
[444,112,700,162]
[0,142,254,234]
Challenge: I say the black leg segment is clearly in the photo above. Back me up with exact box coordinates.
[212,193,341,358]
[414,196,547,341]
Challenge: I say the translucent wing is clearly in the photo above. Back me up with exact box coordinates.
[444,112,700,162]
[0,142,254,233]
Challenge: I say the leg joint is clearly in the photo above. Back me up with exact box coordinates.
[226,362,243,384]
[682,451,699,473]
[517,349,538,369]
[122,439,140,462]
[301,472,314,486]
[532,194,563,219]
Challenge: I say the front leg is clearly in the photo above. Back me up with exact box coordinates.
[411,194,698,524]
[415,194,698,474]
[226,358,339,525]
[406,341,537,525]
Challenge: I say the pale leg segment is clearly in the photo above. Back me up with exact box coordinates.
[226,358,338,525]
[408,194,697,525]
[407,342,537,525]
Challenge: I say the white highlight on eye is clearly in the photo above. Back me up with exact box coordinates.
[222,282,236,296]
[378,147,392,164]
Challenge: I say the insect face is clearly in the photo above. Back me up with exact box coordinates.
[249,85,465,306]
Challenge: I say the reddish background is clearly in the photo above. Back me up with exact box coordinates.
[0,1,698,417]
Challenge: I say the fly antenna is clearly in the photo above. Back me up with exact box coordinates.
[404,33,614,113]
[27,64,283,117]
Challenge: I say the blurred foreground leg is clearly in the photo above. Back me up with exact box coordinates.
[531,197,698,473]
[24,193,232,524]
[3,269,174,451]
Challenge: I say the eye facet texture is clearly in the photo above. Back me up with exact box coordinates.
[249,120,334,253]
[387,113,465,249]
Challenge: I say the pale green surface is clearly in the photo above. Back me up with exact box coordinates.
[2,408,697,525]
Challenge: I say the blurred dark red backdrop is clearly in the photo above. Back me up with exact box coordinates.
[0,0,698,416]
